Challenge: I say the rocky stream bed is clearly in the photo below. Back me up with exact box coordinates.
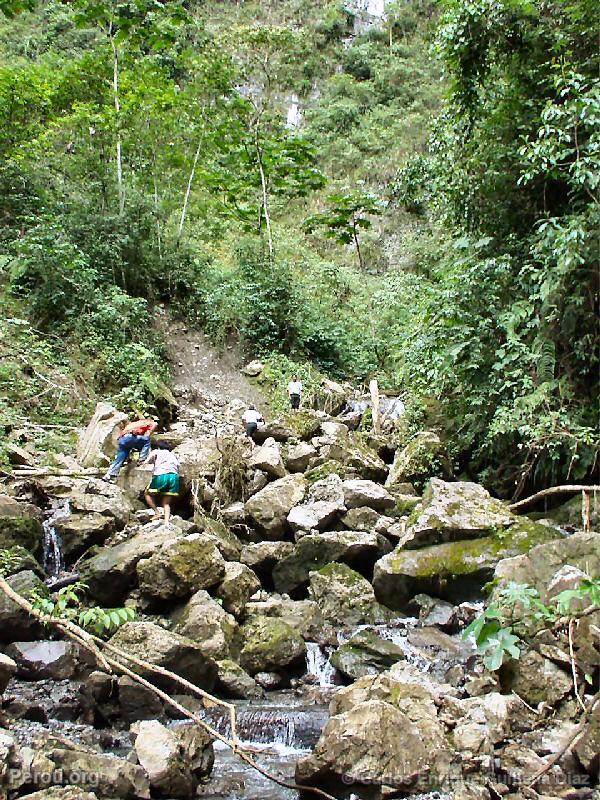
[0,356,598,800]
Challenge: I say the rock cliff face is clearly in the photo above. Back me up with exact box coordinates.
[0,388,597,800]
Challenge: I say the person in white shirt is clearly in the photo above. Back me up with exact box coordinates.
[287,375,302,411]
[143,442,180,527]
[242,404,264,444]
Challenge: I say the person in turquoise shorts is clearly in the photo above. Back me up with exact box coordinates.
[144,441,180,527]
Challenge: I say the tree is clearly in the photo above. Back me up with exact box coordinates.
[303,190,383,269]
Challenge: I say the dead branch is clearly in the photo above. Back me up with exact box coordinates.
[568,618,586,712]
[0,575,340,800]
[509,485,600,512]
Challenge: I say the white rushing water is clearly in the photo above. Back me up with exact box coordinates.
[42,498,70,578]
[285,94,301,128]
[305,642,337,686]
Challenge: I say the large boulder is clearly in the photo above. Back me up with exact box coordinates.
[41,745,150,799]
[5,641,79,681]
[253,411,322,444]
[248,438,286,479]
[0,494,42,522]
[309,563,392,626]
[283,442,317,473]
[272,530,391,595]
[171,590,238,660]
[56,512,115,560]
[0,515,43,558]
[494,531,600,602]
[244,474,306,538]
[244,596,325,641]
[373,517,562,609]
[240,541,294,585]
[132,719,214,798]
[238,616,306,675]
[0,570,47,643]
[173,438,219,480]
[342,479,395,512]
[77,401,128,468]
[80,524,186,605]
[215,562,261,618]
[287,475,347,534]
[331,629,405,680]
[385,431,449,487]
[137,533,226,603]
[401,479,515,548]
[195,512,243,561]
[316,379,347,415]
[215,659,264,699]
[108,621,217,691]
[501,649,572,706]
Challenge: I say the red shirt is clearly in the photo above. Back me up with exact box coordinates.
[119,419,155,438]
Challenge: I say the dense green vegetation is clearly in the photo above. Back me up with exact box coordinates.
[0,0,597,496]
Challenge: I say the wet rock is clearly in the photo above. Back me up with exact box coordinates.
[244,474,306,538]
[574,702,599,777]
[109,621,217,692]
[0,544,43,577]
[284,442,317,473]
[171,590,237,659]
[240,541,294,584]
[215,561,261,617]
[317,379,347,415]
[44,743,151,798]
[77,401,128,468]
[412,594,456,630]
[272,530,391,595]
[501,649,572,706]
[118,674,163,722]
[0,570,47,643]
[385,431,448,487]
[80,524,185,605]
[0,653,17,694]
[342,479,395,511]
[308,563,392,626]
[215,659,264,699]
[238,616,306,675]
[248,438,286,479]
[5,641,79,681]
[0,494,42,522]
[494,531,600,602]
[331,629,405,679]
[132,719,214,798]
[137,533,226,602]
[56,512,115,560]
[373,518,561,609]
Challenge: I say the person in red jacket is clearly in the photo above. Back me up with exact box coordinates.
[102,417,158,482]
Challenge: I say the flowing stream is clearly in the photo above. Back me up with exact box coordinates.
[42,498,70,579]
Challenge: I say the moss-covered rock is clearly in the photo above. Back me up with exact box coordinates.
[304,459,351,485]
[0,545,43,577]
[0,516,43,558]
[373,517,562,609]
[386,431,450,488]
[331,629,405,680]
[171,590,237,660]
[309,563,392,626]
[238,616,306,675]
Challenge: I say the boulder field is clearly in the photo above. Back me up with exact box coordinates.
[0,393,598,800]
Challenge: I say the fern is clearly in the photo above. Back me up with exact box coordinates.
[534,337,556,384]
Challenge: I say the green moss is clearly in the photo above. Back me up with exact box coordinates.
[305,459,349,485]
[0,516,43,557]
[283,410,322,440]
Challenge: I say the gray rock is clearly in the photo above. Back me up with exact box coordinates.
[77,401,128,468]
[309,563,392,626]
[216,659,264,699]
[248,438,286,479]
[385,431,448,487]
[5,641,79,681]
[244,474,306,537]
[0,515,43,558]
[341,506,382,531]
[272,530,391,595]
[244,596,325,641]
[287,501,343,534]
[331,629,405,679]
[56,512,115,559]
[574,702,599,776]
[502,649,572,706]
[320,420,350,438]
[171,590,237,660]
[216,561,261,617]
[118,674,163,722]
[238,616,306,675]
[240,541,294,582]
[307,474,346,505]
[241,360,264,377]
[137,533,226,602]
[196,513,243,561]
[284,442,317,473]
[342,479,395,511]
[219,502,246,525]
[109,621,217,692]
[0,570,47,643]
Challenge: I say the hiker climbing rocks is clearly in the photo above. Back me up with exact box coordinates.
[102,416,158,481]
[144,441,180,527]
[242,404,264,444]
[288,374,302,411]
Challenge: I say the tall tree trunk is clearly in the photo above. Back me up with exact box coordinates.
[255,129,273,261]
[110,37,124,216]
[177,136,202,246]
[153,167,162,260]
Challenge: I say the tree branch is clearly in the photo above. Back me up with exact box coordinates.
[508,485,600,512]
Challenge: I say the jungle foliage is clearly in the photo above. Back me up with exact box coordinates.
[0,0,597,496]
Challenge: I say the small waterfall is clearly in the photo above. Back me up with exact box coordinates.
[200,706,328,750]
[42,498,70,578]
[286,94,301,128]
[305,642,337,687]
